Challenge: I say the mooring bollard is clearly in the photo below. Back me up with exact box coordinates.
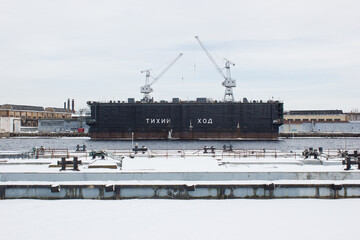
[342,150,360,170]
[58,157,82,171]
[203,146,216,154]
[302,147,321,159]
[344,156,352,170]
[76,144,87,152]
[73,157,79,171]
[60,157,66,171]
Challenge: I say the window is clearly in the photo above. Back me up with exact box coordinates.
[326,119,332,121]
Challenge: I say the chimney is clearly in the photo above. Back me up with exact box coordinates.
[64,102,66,109]
[67,99,70,110]
[72,99,75,113]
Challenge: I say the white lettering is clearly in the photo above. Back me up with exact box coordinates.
[146,118,171,124]
[196,118,213,124]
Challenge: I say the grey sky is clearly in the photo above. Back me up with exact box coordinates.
[0,0,359,111]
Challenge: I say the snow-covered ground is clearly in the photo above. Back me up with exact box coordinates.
[1,199,359,240]
[0,155,350,173]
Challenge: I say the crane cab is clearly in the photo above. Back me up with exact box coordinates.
[222,79,236,87]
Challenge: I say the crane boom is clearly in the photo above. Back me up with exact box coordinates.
[195,36,236,102]
[150,53,183,86]
[195,36,225,79]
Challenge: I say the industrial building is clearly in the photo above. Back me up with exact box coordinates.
[0,99,79,134]
[0,104,73,127]
[280,110,360,133]
[0,117,20,133]
[38,117,89,133]
[283,110,348,123]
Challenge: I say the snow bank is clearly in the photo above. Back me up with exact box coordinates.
[1,199,359,240]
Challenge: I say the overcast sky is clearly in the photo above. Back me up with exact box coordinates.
[1,0,359,111]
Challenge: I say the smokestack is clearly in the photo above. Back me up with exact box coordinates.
[67,99,70,110]
[72,99,75,113]
[64,102,66,109]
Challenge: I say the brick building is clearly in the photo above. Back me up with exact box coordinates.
[0,104,72,127]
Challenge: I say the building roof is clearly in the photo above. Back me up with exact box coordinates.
[0,104,45,112]
[287,110,343,115]
[45,107,73,113]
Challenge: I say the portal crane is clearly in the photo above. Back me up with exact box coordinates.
[140,53,183,102]
[195,36,236,102]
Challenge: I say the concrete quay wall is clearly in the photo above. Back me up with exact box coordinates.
[1,171,360,182]
[1,182,360,199]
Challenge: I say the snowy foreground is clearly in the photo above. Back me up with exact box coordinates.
[1,199,359,240]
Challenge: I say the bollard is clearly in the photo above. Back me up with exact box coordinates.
[203,146,208,153]
[319,147,323,154]
[73,157,79,171]
[60,157,66,171]
[344,157,352,170]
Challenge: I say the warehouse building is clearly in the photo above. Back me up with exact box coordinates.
[0,117,21,133]
[38,117,88,133]
[280,110,360,133]
[0,104,73,127]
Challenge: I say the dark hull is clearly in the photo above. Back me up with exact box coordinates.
[87,101,283,140]
[90,131,279,140]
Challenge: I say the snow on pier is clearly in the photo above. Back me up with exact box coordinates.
[0,148,359,199]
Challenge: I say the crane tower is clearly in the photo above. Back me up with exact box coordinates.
[140,53,183,102]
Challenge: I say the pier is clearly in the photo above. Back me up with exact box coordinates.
[280,132,360,138]
[1,181,360,200]
[0,148,359,199]
[8,132,90,137]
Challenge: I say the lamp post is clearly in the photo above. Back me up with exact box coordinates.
[131,132,134,149]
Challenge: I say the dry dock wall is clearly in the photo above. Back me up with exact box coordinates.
[1,171,360,199]
[1,183,360,199]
